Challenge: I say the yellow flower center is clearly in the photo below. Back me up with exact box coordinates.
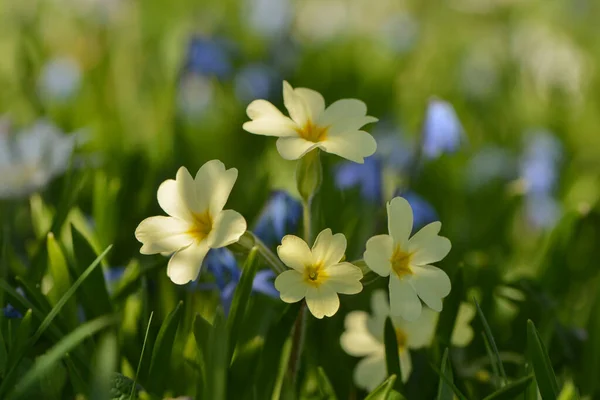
[303,262,328,287]
[390,245,413,278]
[395,327,408,350]
[188,210,213,242]
[297,120,328,143]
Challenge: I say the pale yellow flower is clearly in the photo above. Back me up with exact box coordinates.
[243,81,377,163]
[274,228,363,318]
[135,160,247,285]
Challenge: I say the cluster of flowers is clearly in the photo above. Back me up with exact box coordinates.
[135,81,471,389]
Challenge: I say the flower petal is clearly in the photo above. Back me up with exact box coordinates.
[135,216,193,255]
[317,99,378,134]
[275,137,320,160]
[387,197,413,249]
[157,179,193,221]
[323,262,362,294]
[311,228,346,266]
[399,307,439,349]
[209,209,247,248]
[274,270,307,303]
[341,311,384,356]
[283,81,311,126]
[364,234,394,277]
[411,265,451,311]
[243,99,299,137]
[389,274,422,321]
[409,233,451,266]
[451,303,476,347]
[194,160,238,216]
[399,350,412,383]
[167,241,210,285]
[277,234,312,272]
[295,87,325,121]
[320,130,377,163]
[366,289,390,340]
[305,286,339,319]
[353,353,387,392]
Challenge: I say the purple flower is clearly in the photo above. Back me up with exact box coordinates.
[234,64,278,103]
[334,156,383,203]
[184,37,234,79]
[520,130,562,195]
[422,98,464,159]
[525,193,561,229]
[2,304,22,319]
[254,191,302,247]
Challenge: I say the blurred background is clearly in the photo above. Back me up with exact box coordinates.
[1,0,600,398]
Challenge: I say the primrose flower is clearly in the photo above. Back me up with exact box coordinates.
[274,228,363,318]
[243,81,378,163]
[341,290,475,391]
[135,160,247,285]
[364,197,451,321]
[0,119,77,199]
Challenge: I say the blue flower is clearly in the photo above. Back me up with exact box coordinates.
[184,37,234,79]
[525,193,561,229]
[2,303,23,319]
[38,56,82,102]
[400,191,438,232]
[422,99,464,159]
[520,130,562,195]
[201,248,277,314]
[234,64,278,103]
[103,266,125,295]
[334,156,383,203]
[254,191,302,247]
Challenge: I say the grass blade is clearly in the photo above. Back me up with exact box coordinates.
[47,233,77,327]
[90,333,118,400]
[227,247,259,362]
[430,361,469,400]
[193,313,212,397]
[384,316,404,393]
[8,315,116,400]
[4,309,33,373]
[364,374,397,400]
[316,366,338,400]
[436,348,454,400]
[482,375,534,400]
[474,298,507,385]
[527,320,559,400]
[147,301,183,395]
[207,310,228,400]
[131,312,153,400]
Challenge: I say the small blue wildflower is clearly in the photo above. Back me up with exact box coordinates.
[254,191,302,247]
[525,193,561,229]
[201,248,277,314]
[38,56,82,102]
[520,130,562,195]
[401,191,438,232]
[185,37,233,79]
[334,156,383,204]
[2,303,23,319]
[245,0,292,39]
[234,64,278,103]
[422,98,464,159]
[103,266,126,295]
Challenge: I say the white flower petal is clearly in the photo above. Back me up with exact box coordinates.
[277,235,312,272]
[157,179,192,222]
[411,265,451,311]
[387,197,413,248]
[243,99,299,137]
[353,353,386,392]
[366,289,390,340]
[389,274,422,321]
[167,241,210,285]
[319,130,377,163]
[135,216,193,255]
[294,87,325,121]
[341,311,384,356]
[311,228,346,266]
[274,270,307,303]
[323,262,362,294]
[399,307,439,349]
[408,222,441,250]
[410,235,451,266]
[364,234,394,277]
[208,209,247,248]
[275,137,320,160]
[283,81,311,127]
[451,303,476,347]
[194,160,238,216]
[399,350,412,383]
[305,286,339,319]
[175,166,202,214]
[317,99,378,134]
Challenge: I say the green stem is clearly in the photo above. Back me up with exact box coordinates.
[230,231,286,274]
[302,200,312,244]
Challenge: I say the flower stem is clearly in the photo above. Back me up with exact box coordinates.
[230,231,286,274]
[289,301,307,384]
[302,200,312,244]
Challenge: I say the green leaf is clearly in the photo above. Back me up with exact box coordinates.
[364,374,397,400]
[65,355,89,396]
[436,348,454,400]
[0,324,7,377]
[193,313,211,394]
[131,312,153,400]
[147,301,183,395]
[47,233,77,327]
[110,373,139,400]
[227,247,259,362]
[383,317,404,393]
[5,310,33,373]
[71,225,113,319]
[557,381,580,400]
[474,298,507,385]
[482,375,534,400]
[8,315,117,400]
[296,148,323,203]
[527,320,559,400]
[90,333,118,400]
[581,288,600,395]
[430,361,469,400]
[316,366,338,400]
[206,310,228,400]
[435,268,464,347]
